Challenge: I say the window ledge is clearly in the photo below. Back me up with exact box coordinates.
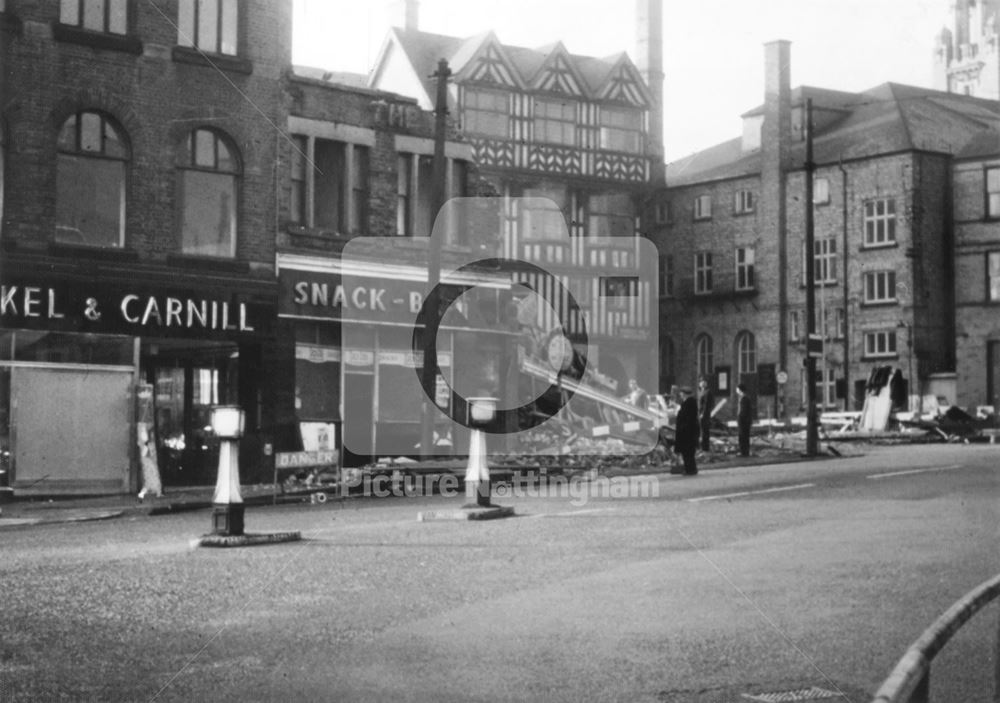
[732,210,755,217]
[861,354,900,361]
[860,300,899,308]
[52,23,143,54]
[49,242,140,262]
[860,241,899,252]
[167,253,249,273]
[171,46,252,74]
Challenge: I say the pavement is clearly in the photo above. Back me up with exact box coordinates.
[0,440,863,528]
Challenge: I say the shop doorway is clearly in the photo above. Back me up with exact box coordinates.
[141,341,239,486]
[342,372,374,467]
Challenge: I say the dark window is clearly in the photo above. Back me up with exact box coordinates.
[56,111,129,247]
[60,0,128,34]
[179,128,238,257]
[178,0,238,55]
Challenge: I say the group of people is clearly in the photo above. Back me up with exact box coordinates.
[672,378,753,476]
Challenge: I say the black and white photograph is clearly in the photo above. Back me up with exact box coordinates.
[1,0,999,700]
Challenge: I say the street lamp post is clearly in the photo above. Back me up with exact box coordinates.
[464,397,497,508]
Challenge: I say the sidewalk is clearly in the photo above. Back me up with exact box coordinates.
[0,442,857,528]
[0,484,281,528]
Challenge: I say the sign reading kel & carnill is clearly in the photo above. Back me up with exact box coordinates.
[0,282,267,338]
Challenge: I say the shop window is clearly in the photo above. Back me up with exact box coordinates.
[696,334,714,379]
[694,194,711,220]
[736,331,756,376]
[56,111,129,247]
[10,331,132,365]
[988,252,1000,302]
[533,98,576,146]
[177,0,238,56]
[463,88,509,138]
[987,167,1000,219]
[863,197,896,247]
[863,270,897,304]
[588,192,634,238]
[735,247,755,290]
[179,128,239,257]
[599,107,641,153]
[694,251,712,294]
[60,0,128,34]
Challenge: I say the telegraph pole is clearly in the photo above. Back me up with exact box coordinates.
[419,59,451,458]
[804,98,819,456]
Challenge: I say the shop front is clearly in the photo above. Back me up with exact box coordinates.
[0,270,274,496]
[277,253,511,468]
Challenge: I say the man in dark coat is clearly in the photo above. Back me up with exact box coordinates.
[697,377,714,452]
[674,386,700,475]
[736,383,753,457]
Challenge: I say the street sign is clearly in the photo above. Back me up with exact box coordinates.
[776,370,789,385]
[807,333,824,358]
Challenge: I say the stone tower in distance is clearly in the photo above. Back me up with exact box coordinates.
[933,0,1000,99]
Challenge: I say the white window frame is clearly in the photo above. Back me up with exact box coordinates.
[864,330,898,358]
[694,194,712,221]
[694,252,713,294]
[178,0,239,56]
[988,252,1000,302]
[463,88,510,138]
[599,107,642,153]
[863,270,897,304]
[696,335,714,378]
[987,167,1000,219]
[735,247,755,291]
[734,189,755,214]
[813,177,830,205]
[813,238,838,284]
[801,367,837,408]
[533,98,576,146]
[736,331,757,376]
[863,197,897,247]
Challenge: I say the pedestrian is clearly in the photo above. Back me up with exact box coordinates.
[736,383,752,457]
[697,377,714,452]
[674,386,699,475]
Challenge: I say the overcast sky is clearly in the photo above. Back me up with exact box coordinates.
[293,0,951,162]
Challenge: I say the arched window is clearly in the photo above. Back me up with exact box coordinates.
[696,334,714,380]
[736,331,757,376]
[179,128,239,257]
[56,111,129,247]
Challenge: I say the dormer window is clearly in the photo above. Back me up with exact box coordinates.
[462,89,509,138]
[533,98,576,146]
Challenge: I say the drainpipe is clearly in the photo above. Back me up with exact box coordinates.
[838,155,849,411]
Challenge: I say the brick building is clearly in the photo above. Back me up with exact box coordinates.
[0,0,289,494]
[654,41,1000,419]
[366,0,665,397]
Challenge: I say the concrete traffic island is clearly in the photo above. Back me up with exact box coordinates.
[197,531,302,548]
[417,505,514,522]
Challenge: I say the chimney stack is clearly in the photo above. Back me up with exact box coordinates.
[636,0,664,175]
[387,0,419,31]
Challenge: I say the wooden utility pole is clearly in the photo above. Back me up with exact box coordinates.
[804,98,819,456]
[419,58,451,457]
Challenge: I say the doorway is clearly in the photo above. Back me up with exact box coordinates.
[342,372,374,467]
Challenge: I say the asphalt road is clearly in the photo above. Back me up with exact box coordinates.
[1,443,998,702]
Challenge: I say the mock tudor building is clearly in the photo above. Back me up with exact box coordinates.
[0,0,289,495]
[367,0,665,396]
[655,41,1000,419]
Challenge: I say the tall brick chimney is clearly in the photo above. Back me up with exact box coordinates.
[387,0,419,31]
[636,0,664,178]
[761,40,792,383]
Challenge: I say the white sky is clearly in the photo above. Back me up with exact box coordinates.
[292,0,951,162]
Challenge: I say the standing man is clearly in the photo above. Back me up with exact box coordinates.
[697,377,714,453]
[736,383,753,457]
[674,386,700,475]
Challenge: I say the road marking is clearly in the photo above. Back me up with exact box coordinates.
[866,464,964,480]
[686,483,815,503]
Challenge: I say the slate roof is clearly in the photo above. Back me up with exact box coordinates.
[372,27,649,107]
[667,83,1000,186]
